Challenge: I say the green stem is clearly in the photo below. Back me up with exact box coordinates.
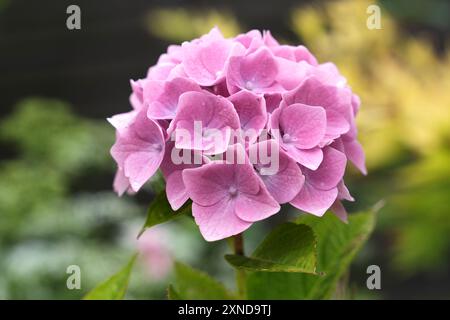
[232,233,246,299]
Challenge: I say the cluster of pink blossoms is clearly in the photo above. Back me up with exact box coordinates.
[109,28,366,241]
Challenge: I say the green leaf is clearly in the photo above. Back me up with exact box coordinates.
[83,254,137,300]
[225,223,317,274]
[247,211,376,299]
[170,262,234,300]
[138,191,191,237]
[167,284,182,300]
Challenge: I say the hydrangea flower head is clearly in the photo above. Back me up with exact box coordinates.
[109,27,366,241]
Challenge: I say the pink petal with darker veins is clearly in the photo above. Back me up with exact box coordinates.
[278,103,326,149]
[234,29,263,50]
[226,47,278,94]
[165,170,190,210]
[147,63,176,81]
[343,139,367,175]
[264,92,282,114]
[168,91,240,154]
[130,93,143,110]
[130,79,144,106]
[281,145,324,170]
[337,180,355,202]
[283,76,352,140]
[158,44,183,64]
[263,30,280,47]
[330,200,348,223]
[308,62,347,87]
[271,45,297,61]
[294,46,318,65]
[270,103,326,169]
[113,168,130,196]
[110,109,165,192]
[234,181,280,222]
[351,93,361,116]
[290,183,338,216]
[249,140,304,204]
[275,58,309,90]
[107,110,137,134]
[182,27,233,86]
[271,45,318,66]
[304,146,347,191]
[192,199,252,242]
[145,77,201,120]
[207,79,230,97]
[228,90,267,144]
[182,162,233,206]
[160,141,207,210]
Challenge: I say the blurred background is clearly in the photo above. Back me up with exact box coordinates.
[0,0,449,299]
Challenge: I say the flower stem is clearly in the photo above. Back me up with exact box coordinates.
[232,233,246,299]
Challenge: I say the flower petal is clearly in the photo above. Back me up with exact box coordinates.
[278,103,326,149]
[343,139,367,175]
[192,199,252,241]
[330,200,348,223]
[161,142,207,210]
[228,90,267,144]
[145,77,201,119]
[168,91,240,154]
[275,58,309,90]
[107,110,137,134]
[147,63,176,81]
[264,92,282,114]
[282,145,324,170]
[113,168,130,196]
[304,146,347,191]
[249,140,304,203]
[182,27,232,86]
[226,47,278,94]
[234,181,280,222]
[125,151,163,191]
[290,183,338,216]
[110,110,165,192]
[165,170,190,211]
[182,162,232,206]
[234,29,263,50]
[337,180,355,202]
[283,76,352,139]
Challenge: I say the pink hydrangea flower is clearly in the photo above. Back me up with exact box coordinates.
[109,27,366,241]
